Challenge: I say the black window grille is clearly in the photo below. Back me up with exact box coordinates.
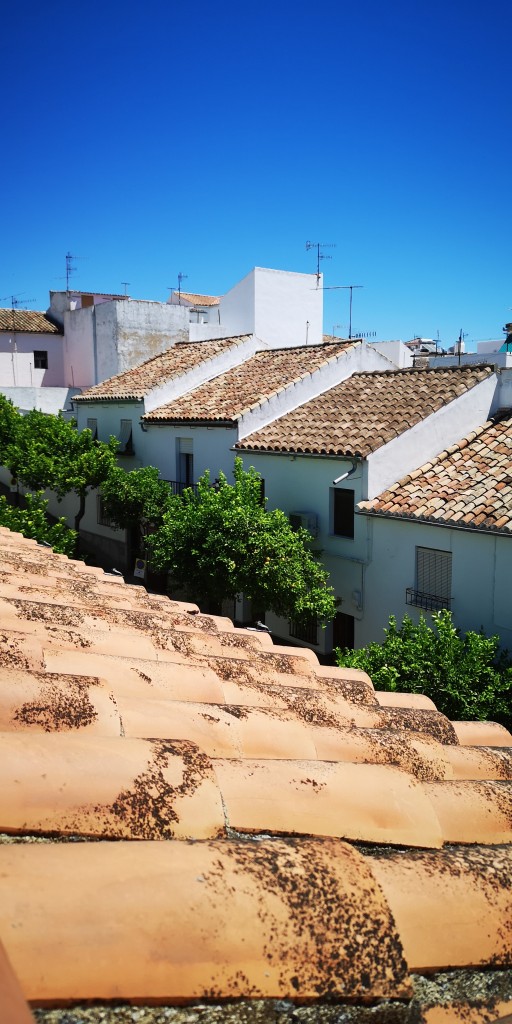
[406,547,452,611]
[34,350,48,369]
[289,615,319,645]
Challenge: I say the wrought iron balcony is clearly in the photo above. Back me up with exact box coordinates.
[406,587,451,612]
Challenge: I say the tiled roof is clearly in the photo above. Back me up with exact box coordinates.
[0,309,62,335]
[0,528,511,1021]
[145,341,355,423]
[236,365,493,456]
[178,292,220,306]
[74,338,249,402]
[359,409,512,532]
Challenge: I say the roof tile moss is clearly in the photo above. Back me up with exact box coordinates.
[363,410,512,532]
[0,309,62,335]
[74,337,250,402]
[0,528,510,1013]
[144,341,355,422]
[236,365,493,456]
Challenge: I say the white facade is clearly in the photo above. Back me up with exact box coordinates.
[360,515,512,651]
[188,268,324,349]
[61,299,190,389]
[0,330,65,388]
[237,371,505,654]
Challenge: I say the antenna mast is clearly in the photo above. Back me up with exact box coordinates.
[65,252,85,294]
[305,241,336,283]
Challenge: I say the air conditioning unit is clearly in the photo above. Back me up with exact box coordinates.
[289,511,319,538]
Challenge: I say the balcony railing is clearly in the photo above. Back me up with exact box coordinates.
[164,480,199,497]
[406,587,451,612]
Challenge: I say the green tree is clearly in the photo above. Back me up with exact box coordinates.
[5,411,118,535]
[0,395,21,464]
[0,491,76,557]
[147,458,337,621]
[336,610,512,729]
[100,465,173,554]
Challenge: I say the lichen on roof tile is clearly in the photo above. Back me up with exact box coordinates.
[363,409,512,532]
[236,365,493,456]
[0,527,511,1016]
[144,341,354,422]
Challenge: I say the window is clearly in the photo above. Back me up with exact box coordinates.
[332,612,355,651]
[87,418,98,440]
[118,419,134,455]
[177,438,194,486]
[97,495,114,528]
[289,615,318,645]
[332,488,354,538]
[406,547,452,611]
[34,350,48,369]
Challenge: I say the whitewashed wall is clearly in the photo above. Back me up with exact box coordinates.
[0,332,65,387]
[64,300,190,389]
[218,268,323,348]
[360,514,512,651]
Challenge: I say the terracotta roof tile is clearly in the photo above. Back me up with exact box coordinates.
[177,292,220,306]
[363,409,512,532]
[144,341,355,423]
[0,528,511,1017]
[0,309,62,335]
[236,365,493,456]
[74,337,249,401]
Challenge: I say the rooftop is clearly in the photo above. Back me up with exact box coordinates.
[145,340,355,423]
[0,309,62,335]
[0,527,511,1021]
[359,408,512,532]
[74,337,249,402]
[236,365,493,456]
[177,292,220,307]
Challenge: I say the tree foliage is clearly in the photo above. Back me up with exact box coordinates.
[336,610,512,729]
[0,492,76,557]
[0,395,21,461]
[3,411,118,533]
[147,458,337,620]
[100,465,173,550]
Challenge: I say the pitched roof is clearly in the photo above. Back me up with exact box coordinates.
[236,365,493,456]
[74,337,249,402]
[178,292,220,306]
[0,527,511,1021]
[144,340,355,423]
[0,309,62,335]
[359,409,512,532]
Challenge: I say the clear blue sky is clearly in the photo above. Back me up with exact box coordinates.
[1,0,510,348]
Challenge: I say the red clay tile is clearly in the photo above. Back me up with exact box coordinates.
[368,845,512,970]
[425,780,512,844]
[0,839,411,1004]
[214,759,444,847]
[0,734,224,839]
[0,939,35,1024]
[452,721,512,746]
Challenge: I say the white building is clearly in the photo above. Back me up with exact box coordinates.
[358,409,512,650]
[0,308,81,414]
[236,364,501,653]
[69,338,395,568]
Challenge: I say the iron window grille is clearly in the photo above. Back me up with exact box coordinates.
[407,547,452,611]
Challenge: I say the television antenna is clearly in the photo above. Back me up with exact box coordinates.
[121,282,131,296]
[169,272,188,304]
[331,323,344,339]
[314,283,363,340]
[64,251,86,293]
[305,241,335,283]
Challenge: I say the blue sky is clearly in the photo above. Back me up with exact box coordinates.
[1,0,510,348]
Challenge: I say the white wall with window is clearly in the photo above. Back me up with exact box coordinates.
[359,514,512,650]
